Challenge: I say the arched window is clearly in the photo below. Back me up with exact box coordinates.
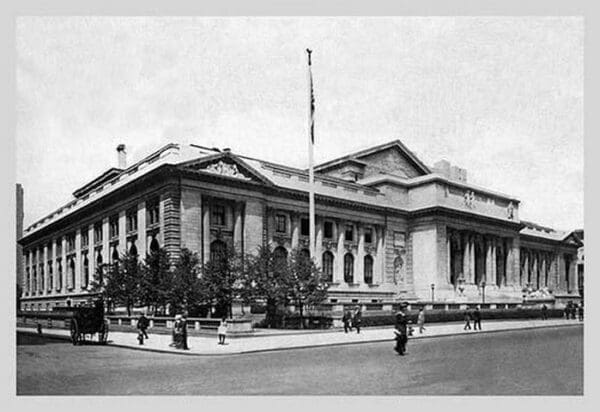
[344,253,354,284]
[149,237,160,253]
[364,255,374,284]
[322,251,334,282]
[273,246,288,269]
[210,240,227,263]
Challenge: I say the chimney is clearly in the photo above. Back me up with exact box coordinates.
[116,144,127,169]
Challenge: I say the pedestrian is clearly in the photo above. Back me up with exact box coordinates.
[181,314,189,350]
[577,304,583,321]
[342,310,351,333]
[473,306,482,331]
[463,309,472,330]
[137,312,149,345]
[217,318,228,345]
[352,306,362,334]
[171,314,188,350]
[394,302,409,356]
[541,304,548,321]
[564,304,570,320]
[417,308,426,334]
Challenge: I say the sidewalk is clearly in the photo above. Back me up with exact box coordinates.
[17,318,582,356]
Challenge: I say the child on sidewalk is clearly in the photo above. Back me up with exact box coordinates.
[217,318,228,345]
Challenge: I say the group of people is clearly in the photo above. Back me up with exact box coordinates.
[342,306,363,333]
[463,306,482,330]
[564,302,584,321]
[134,313,230,350]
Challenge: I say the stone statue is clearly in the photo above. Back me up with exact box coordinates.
[507,202,515,220]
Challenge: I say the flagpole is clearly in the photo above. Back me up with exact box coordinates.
[306,49,316,259]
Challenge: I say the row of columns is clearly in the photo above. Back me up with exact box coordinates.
[23,199,162,299]
[520,248,577,293]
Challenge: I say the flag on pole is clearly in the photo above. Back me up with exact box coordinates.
[306,49,316,258]
[307,49,315,144]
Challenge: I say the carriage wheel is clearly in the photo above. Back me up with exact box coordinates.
[98,319,109,345]
[70,319,80,346]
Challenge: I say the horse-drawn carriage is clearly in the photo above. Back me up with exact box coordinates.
[56,298,109,345]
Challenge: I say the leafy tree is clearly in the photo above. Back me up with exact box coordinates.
[200,244,243,319]
[286,248,330,329]
[90,252,141,316]
[167,248,203,315]
[239,245,289,328]
[139,248,172,315]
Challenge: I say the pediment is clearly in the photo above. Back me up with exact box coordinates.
[180,153,272,185]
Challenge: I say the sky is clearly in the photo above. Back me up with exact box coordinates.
[16,16,583,231]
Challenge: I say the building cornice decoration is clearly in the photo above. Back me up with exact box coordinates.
[203,160,251,181]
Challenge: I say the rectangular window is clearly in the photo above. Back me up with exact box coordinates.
[364,228,373,244]
[81,230,89,247]
[212,204,226,226]
[109,215,119,238]
[47,262,53,292]
[147,198,160,226]
[324,221,334,239]
[66,234,76,253]
[126,208,138,233]
[56,240,62,256]
[345,225,354,242]
[94,222,103,244]
[300,218,309,236]
[275,214,287,233]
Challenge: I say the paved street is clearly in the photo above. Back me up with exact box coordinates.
[17,325,582,395]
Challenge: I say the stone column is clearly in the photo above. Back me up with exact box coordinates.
[137,201,147,258]
[51,241,57,293]
[376,226,385,284]
[233,202,244,253]
[335,220,346,283]
[87,225,95,287]
[202,199,211,264]
[491,239,497,286]
[43,244,49,295]
[315,218,323,268]
[462,234,470,283]
[356,224,365,284]
[118,210,127,255]
[291,213,300,250]
[61,237,67,294]
[158,194,166,246]
[485,238,492,284]
[446,233,451,285]
[102,217,110,264]
[570,255,578,294]
[469,236,476,284]
[75,229,82,291]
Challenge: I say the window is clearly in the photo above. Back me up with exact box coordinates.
[25,268,30,293]
[275,214,287,233]
[68,258,75,289]
[56,260,63,290]
[94,222,103,244]
[32,267,37,293]
[364,228,373,244]
[345,225,354,242]
[126,208,138,233]
[210,240,227,262]
[82,254,89,289]
[364,255,374,284]
[81,230,89,247]
[274,246,288,269]
[147,199,160,226]
[39,264,45,291]
[324,221,334,239]
[56,240,62,256]
[300,218,309,236]
[212,204,226,226]
[322,251,334,282]
[66,234,75,253]
[344,253,354,283]
[109,215,119,238]
[47,263,53,292]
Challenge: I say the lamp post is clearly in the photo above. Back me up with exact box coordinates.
[481,280,487,304]
[430,283,435,303]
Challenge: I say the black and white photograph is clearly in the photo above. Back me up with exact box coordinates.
[13,11,585,397]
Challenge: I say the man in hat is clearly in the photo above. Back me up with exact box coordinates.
[394,302,409,356]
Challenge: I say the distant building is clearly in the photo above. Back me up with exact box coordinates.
[16,184,24,289]
[18,140,582,311]
[571,229,584,301]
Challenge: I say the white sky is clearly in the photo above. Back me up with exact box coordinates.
[16,16,583,231]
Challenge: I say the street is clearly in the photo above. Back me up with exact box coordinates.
[17,325,582,395]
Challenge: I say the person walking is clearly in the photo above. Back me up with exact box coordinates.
[417,308,426,334]
[136,312,149,345]
[541,304,548,321]
[577,304,584,321]
[463,309,472,330]
[473,306,482,331]
[394,302,409,356]
[342,310,351,333]
[352,306,362,334]
[171,314,189,350]
[217,318,228,345]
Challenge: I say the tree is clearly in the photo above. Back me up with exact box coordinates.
[90,252,141,316]
[239,245,290,328]
[167,248,203,315]
[286,248,330,329]
[200,244,243,319]
[139,248,172,315]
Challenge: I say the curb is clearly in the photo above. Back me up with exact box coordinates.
[17,322,582,357]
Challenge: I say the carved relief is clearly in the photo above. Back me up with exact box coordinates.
[393,250,405,285]
[203,160,251,180]
[464,190,475,208]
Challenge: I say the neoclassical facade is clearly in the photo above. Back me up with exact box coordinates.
[18,140,582,311]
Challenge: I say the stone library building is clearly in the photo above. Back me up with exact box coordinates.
[18,140,582,311]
